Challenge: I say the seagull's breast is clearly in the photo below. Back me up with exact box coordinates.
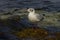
[28,13,40,22]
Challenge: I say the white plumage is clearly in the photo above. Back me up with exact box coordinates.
[27,8,43,22]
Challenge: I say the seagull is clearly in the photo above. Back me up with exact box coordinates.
[27,8,45,22]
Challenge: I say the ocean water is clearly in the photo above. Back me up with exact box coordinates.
[0,0,60,11]
[0,0,60,40]
[0,0,60,33]
[0,0,60,31]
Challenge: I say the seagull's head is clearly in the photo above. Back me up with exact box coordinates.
[27,8,35,13]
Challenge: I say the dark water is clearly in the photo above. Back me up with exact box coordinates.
[0,0,60,11]
[0,0,60,40]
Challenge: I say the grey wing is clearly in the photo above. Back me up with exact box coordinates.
[36,14,44,21]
